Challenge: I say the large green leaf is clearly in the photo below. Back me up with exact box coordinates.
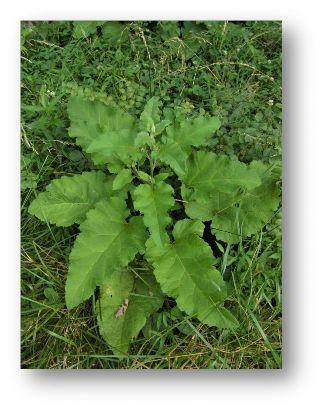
[183,151,261,198]
[149,221,238,329]
[183,160,280,243]
[211,161,281,243]
[68,96,137,165]
[65,197,148,309]
[28,171,112,227]
[133,180,175,247]
[97,270,163,356]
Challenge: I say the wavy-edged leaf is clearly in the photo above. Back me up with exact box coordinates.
[68,96,137,165]
[183,151,261,197]
[28,171,112,227]
[65,197,148,309]
[211,161,281,243]
[149,225,237,329]
[97,271,163,356]
[133,181,175,247]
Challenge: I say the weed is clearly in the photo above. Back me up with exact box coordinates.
[21,20,282,369]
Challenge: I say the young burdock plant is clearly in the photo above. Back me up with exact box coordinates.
[28,94,280,356]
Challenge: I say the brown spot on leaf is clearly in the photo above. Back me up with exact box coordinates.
[115,298,129,318]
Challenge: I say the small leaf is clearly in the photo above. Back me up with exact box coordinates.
[21,172,38,190]
[44,287,60,304]
[21,154,33,169]
[112,169,133,190]
[137,171,151,183]
[154,172,170,182]
[68,149,84,162]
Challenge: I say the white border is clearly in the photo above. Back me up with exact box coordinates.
[2,1,323,409]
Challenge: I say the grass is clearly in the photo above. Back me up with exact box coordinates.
[21,20,282,369]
